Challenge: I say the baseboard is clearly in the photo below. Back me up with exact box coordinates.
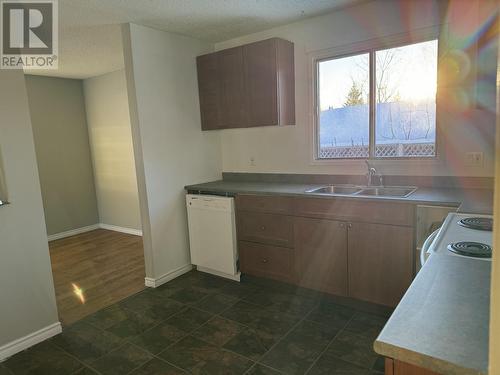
[48,223,142,242]
[0,322,62,362]
[47,224,100,241]
[145,264,193,288]
[99,223,142,236]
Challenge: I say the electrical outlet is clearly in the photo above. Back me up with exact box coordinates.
[464,152,484,167]
[249,157,256,166]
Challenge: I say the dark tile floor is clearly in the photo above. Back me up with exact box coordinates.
[1,271,389,375]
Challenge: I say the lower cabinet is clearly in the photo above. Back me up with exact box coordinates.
[348,222,414,307]
[238,241,296,283]
[385,358,440,375]
[295,217,348,296]
[236,194,415,308]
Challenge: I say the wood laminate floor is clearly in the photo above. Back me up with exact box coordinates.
[49,229,145,326]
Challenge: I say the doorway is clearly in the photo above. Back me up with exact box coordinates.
[24,70,145,325]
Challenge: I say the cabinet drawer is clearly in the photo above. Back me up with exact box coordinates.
[238,211,293,248]
[236,194,293,215]
[294,197,415,226]
[239,241,295,283]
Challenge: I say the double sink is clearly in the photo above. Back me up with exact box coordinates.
[305,185,417,198]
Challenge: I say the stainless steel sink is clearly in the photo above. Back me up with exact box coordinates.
[356,186,417,197]
[305,185,362,195]
[305,185,417,198]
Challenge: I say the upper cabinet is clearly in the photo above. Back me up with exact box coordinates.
[196,53,221,129]
[217,47,246,128]
[196,38,295,131]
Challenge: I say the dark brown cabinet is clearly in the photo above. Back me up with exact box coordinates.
[238,211,294,248]
[348,222,414,307]
[236,194,293,215]
[196,38,295,130]
[196,53,220,130]
[217,47,246,128]
[235,194,416,308]
[295,217,348,296]
[239,241,295,283]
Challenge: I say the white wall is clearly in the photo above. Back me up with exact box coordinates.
[25,75,100,236]
[216,0,497,177]
[0,70,60,359]
[122,23,222,282]
[84,70,142,232]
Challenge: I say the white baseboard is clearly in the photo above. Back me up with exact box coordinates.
[48,223,142,241]
[0,322,62,362]
[99,223,142,236]
[48,224,100,241]
[145,264,193,288]
[196,266,241,282]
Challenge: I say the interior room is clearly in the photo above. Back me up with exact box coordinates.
[23,66,144,324]
[0,0,498,374]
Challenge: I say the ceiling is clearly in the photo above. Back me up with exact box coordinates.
[26,0,365,79]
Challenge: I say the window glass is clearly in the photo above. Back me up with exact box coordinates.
[318,53,369,158]
[316,39,438,160]
[375,40,438,157]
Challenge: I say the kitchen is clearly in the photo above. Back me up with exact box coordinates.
[0,0,499,374]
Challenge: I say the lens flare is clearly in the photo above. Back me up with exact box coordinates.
[72,283,85,304]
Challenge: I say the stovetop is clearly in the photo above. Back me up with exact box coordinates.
[457,217,493,231]
[428,213,493,261]
[447,241,492,258]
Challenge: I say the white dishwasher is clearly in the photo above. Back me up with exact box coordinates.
[186,194,240,281]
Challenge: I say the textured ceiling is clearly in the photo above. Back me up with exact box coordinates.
[26,0,365,79]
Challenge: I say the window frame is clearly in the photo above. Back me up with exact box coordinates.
[309,26,444,164]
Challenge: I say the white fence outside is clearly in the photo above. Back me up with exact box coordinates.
[319,142,435,159]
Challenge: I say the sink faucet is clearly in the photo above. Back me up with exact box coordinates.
[365,160,382,186]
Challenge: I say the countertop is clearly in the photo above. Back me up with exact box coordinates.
[185,180,493,214]
[374,253,491,375]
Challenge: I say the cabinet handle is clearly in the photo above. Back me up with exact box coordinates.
[260,225,266,231]
[339,223,345,229]
[347,223,352,229]
[262,258,268,263]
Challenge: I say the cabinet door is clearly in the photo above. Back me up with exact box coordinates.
[243,39,278,127]
[386,358,440,375]
[217,47,246,128]
[295,217,348,296]
[348,222,414,307]
[196,54,220,130]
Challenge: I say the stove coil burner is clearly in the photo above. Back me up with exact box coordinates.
[458,217,493,231]
[447,241,492,258]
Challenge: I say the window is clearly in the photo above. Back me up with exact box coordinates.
[316,39,438,159]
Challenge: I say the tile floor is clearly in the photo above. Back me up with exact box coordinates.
[1,271,389,375]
